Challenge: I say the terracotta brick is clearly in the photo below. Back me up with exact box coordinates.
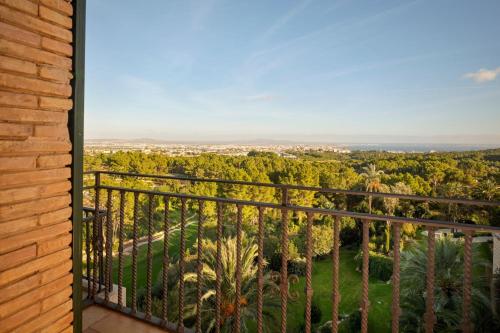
[0,272,40,303]
[0,216,38,237]
[0,273,72,319]
[39,66,73,84]
[0,122,32,138]
[0,72,71,97]
[39,311,72,333]
[0,139,72,155]
[39,6,72,29]
[0,168,71,190]
[0,90,38,108]
[40,259,71,284]
[0,21,40,47]
[0,156,36,172]
[0,5,72,42]
[39,96,73,110]
[37,233,71,256]
[0,39,72,69]
[0,244,36,271]
[0,0,38,16]
[38,207,72,226]
[37,154,72,167]
[0,181,71,205]
[40,0,73,16]
[0,220,70,254]
[0,195,71,224]
[0,303,40,333]
[0,247,71,286]
[34,126,69,141]
[40,286,72,312]
[0,107,67,124]
[11,299,72,333]
[41,36,72,57]
[59,327,73,333]
[0,55,37,75]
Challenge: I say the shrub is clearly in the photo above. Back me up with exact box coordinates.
[339,309,361,333]
[310,301,322,324]
[311,224,333,257]
[354,250,393,281]
[339,217,360,247]
[288,257,306,276]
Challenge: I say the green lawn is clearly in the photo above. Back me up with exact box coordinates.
[112,221,199,304]
[113,228,391,332]
[287,250,391,332]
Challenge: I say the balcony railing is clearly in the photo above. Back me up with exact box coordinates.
[81,170,500,333]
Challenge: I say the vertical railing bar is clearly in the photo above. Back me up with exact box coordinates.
[280,205,289,333]
[462,230,473,333]
[117,190,125,309]
[146,194,154,320]
[178,198,187,333]
[92,173,100,299]
[131,192,139,314]
[85,211,91,299]
[425,226,436,333]
[104,189,113,303]
[234,204,243,333]
[257,207,265,333]
[305,212,314,333]
[361,219,370,333]
[195,200,205,333]
[215,202,223,333]
[332,215,340,333]
[391,222,401,333]
[162,196,170,325]
[98,196,105,292]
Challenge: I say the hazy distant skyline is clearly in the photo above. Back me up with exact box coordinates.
[85,0,500,144]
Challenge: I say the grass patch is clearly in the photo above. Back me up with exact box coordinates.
[286,250,391,332]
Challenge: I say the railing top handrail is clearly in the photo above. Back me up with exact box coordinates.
[83,170,500,207]
[94,184,500,232]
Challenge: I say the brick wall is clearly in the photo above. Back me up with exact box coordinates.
[0,0,74,332]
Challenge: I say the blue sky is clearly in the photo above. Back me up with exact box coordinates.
[85,0,500,143]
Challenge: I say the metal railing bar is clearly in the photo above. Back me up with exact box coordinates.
[332,215,341,333]
[360,220,370,333]
[178,198,187,333]
[85,170,500,207]
[235,205,243,333]
[256,207,265,333]
[117,190,125,309]
[424,227,436,333]
[391,223,401,333]
[195,201,204,333]
[131,192,139,314]
[162,196,171,325]
[305,212,314,333]
[146,194,154,320]
[94,185,500,232]
[215,203,223,333]
[462,231,473,333]
[280,207,289,333]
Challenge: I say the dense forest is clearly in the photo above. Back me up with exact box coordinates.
[85,148,500,226]
[84,148,500,332]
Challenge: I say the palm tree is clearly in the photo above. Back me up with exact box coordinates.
[438,182,465,222]
[182,233,281,332]
[400,237,498,332]
[360,164,385,214]
[382,182,412,253]
[474,179,499,201]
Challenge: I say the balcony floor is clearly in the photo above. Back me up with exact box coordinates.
[83,305,172,333]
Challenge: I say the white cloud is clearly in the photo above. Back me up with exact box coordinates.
[463,67,500,83]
